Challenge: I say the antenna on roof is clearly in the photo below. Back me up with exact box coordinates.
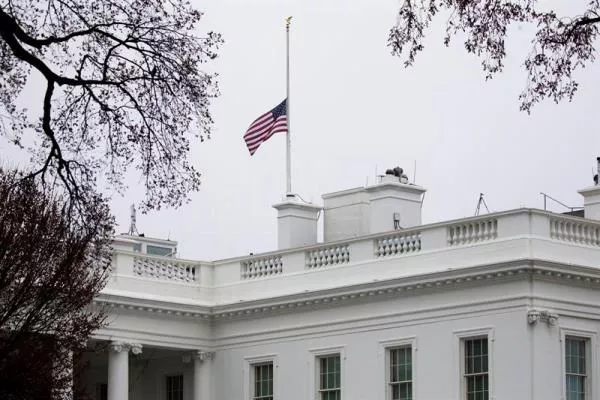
[594,157,600,185]
[128,204,138,235]
[413,160,417,184]
[475,193,490,216]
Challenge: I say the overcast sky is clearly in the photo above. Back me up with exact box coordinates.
[5,0,600,260]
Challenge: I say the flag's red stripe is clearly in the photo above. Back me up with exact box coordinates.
[244,117,287,147]
[244,117,275,140]
[244,113,273,133]
[244,119,273,138]
[244,121,277,146]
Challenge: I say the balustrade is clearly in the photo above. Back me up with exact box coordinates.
[550,217,600,246]
[133,256,198,282]
[306,244,350,269]
[448,219,498,246]
[375,232,422,257]
[240,255,283,279]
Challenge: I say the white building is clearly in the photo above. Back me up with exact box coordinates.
[80,168,600,400]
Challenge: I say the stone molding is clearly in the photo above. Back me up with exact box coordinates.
[130,343,143,355]
[527,309,559,326]
[183,350,215,363]
[93,299,210,319]
[195,350,215,362]
[95,261,600,322]
[109,341,143,354]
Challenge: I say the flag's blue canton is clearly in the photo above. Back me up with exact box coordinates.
[271,99,287,118]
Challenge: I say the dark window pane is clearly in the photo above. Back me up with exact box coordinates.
[166,375,183,400]
[565,338,587,400]
[391,384,399,400]
[390,347,412,400]
[319,355,340,390]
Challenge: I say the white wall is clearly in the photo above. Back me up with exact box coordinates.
[209,277,600,400]
[214,309,532,400]
[83,274,600,400]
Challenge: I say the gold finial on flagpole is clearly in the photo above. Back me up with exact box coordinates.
[285,16,292,29]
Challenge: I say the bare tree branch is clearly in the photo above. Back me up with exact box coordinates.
[389,0,600,112]
[0,0,222,210]
[0,168,113,399]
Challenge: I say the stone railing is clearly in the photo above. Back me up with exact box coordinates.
[447,218,498,246]
[306,244,350,269]
[374,232,421,257]
[110,210,600,288]
[550,217,600,246]
[240,255,283,279]
[133,255,199,282]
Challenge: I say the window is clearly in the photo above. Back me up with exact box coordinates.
[319,354,341,400]
[389,347,412,400]
[244,354,278,400]
[463,337,489,400]
[253,363,274,400]
[566,337,588,400]
[380,337,416,400]
[147,244,174,256]
[166,375,183,400]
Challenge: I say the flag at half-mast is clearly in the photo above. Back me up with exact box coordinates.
[243,99,288,155]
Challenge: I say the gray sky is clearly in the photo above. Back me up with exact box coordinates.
[5,0,600,260]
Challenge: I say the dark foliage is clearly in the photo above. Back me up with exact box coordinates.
[0,169,113,399]
[0,0,222,209]
[388,0,600,112]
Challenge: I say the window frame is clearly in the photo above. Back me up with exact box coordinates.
[244,354,279,400]
[317,354,342,400]
[252,362,274,400]
[379,337,417,400]
[462,337,489,400]
[560,328,597,400]
[454,327,494,400]
[165,374,184,400]
[309,346,346,400]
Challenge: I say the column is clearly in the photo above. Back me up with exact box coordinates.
[192,350,215,400]
[107,342,143,400]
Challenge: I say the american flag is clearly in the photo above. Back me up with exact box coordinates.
[243,99,288,155]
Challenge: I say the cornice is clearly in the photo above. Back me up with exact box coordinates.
[92,294,211,319]
[210,262,530,320]
[94,258,600,322]
[211,259,600,320]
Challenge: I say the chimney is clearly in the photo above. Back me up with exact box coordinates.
[366,176,426,233]
[273,196,322,249]
[578,157,600,220]
[322,167,426,242]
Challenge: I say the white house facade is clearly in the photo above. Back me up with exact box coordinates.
[79,170,600,400]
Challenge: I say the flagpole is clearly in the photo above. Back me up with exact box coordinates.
[285,16,292,197]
